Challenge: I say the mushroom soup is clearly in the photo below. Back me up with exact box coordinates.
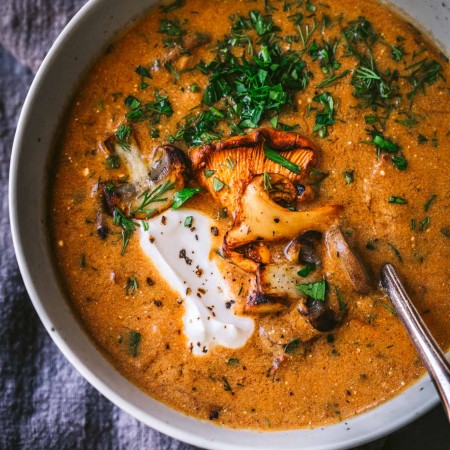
[49,0,450,429]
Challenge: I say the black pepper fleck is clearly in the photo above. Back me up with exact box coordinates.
[209,410,219,420]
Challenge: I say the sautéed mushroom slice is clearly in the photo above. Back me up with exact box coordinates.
[161,32,210,67]
[190,129,352,330]
[100,129,191,218]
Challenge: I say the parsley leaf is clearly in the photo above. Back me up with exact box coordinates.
[297,263,315,278]
[172,187,202,209]
[297,278,327,301]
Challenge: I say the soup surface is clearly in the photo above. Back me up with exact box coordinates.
[50,0,450,430]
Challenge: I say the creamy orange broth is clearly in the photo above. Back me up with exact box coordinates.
[50,0,450,429]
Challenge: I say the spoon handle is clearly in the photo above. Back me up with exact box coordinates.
[380,263,450,421]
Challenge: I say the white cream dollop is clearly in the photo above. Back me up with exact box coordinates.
[139,209,254,355]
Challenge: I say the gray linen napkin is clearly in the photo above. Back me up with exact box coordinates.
[0,1,448,449]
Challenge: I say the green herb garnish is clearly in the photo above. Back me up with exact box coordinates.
[116,125,131,150]
[308,39,341,74]
[381,301,397,316]
[284,338,301,354]
[227,358,240,366]
[113,208,140,255]
[316,69,350,89]
[105,154,120,169]
[418,216,430,232]
[135,65,152,79]
[297,278,327,301]
[131,180,176,217]
[390,45,405,62]
[424,194,437,211]
[158,18,186,48]
[343,16,377,45]
[297,263,315,277]
[172,187,202,209]
[388,196,407,204]
[204,169,216,178]
[128,330,141,357]
[264,144,301,174]
[125,275,138,296]
[212,177,226,192]
[343,170,354,184]
[405,58,443,108]
[312,92,335,138]
[125,90,173,123]
[184,216,193,227]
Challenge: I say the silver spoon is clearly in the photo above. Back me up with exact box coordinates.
[380,263,450,421]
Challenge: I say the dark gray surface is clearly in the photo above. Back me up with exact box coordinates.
[0,1,448,449]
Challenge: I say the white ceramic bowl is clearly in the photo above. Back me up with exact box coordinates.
[9,1,450,448]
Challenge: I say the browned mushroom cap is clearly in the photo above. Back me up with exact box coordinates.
[325,226,373,294]
[101,128,190,217]
[162,32,210,65]
[190,128,318,215]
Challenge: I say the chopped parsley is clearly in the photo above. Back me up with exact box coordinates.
[312,92,335,137]
[308,39,341,74]
[125,90,173,123]
[172,187,202,209]
[227,358,240,366]
[135,65,152,79]
[128,330,141,357]
[424,194,437,211]
[212,177,226,192]
[297,278,327,301]
[297,263,315,277]
[418,216,430,232]
[125,275,138,296]
[390,45,405,62]
[204,169,216,178]
[388,196,407,204]
[171,11,312,146]
[343,170,354,184]
[364,130,407,170]
[158,18,187,48]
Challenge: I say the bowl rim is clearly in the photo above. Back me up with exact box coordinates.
[9,0,444,448]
